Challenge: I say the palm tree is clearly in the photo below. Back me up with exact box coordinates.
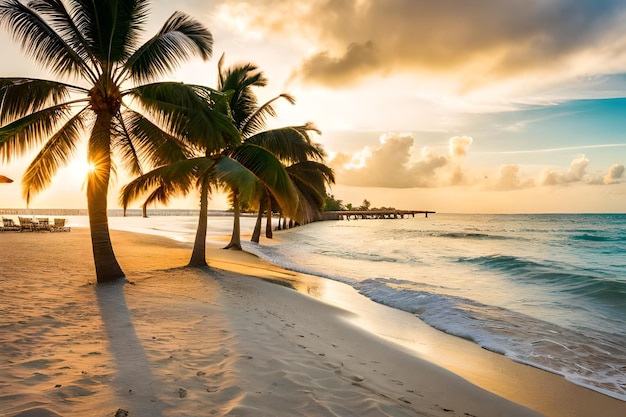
[119,130,297,267]
[250,148,335,243]
[0,0,226,283]
[217,56,329,250]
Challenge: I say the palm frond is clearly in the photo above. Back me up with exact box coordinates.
[245,124,325,164]
[240,94,295,137]
[218,59,271,133]
[28,0,99,79]
[140,182,174,209]
[22,107,87,204]
[71,0,149,64]
[111,112,143,177]
[114,110,193,176]
[0,0,92,78]
[0,103,73,163]
[287,161,335,222]
[230,143,299,216]
[126,82,240,150]
[212,156,261,203]
[119,157,213,208]
[0,78,85,125]
[124,11,212,83]
[288,160,335,186]
[288,161,335,203]
[218,59,267,92]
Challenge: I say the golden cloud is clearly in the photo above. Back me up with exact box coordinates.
[214,0,626,91]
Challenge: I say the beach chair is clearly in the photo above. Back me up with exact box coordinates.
[2,217,20,231]
[52,218,70,232]
[17,216,34,231]
[35,217,52,231]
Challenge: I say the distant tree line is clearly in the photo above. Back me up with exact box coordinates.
[323,195,396,212]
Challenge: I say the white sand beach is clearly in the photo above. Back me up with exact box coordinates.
[0,228,624,417]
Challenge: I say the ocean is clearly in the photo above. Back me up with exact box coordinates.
[64,212,626,401]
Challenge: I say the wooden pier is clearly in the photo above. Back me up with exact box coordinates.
[322,210,435,220]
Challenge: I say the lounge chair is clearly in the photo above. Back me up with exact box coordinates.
[35,217,52,231]
[2,217,20,231]
[17,216,34,231]
[52,218,70,232]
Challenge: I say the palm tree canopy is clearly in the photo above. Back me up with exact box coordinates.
[120,143,298,216]
[217,54,301,139]
[0,0,235,203]
[245,123,326,165]
[217,56,339,225]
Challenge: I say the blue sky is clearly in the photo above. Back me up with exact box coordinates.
[1,0,625,213]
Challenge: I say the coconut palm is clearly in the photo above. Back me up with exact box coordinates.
[217,56,330,250]
[119,129,297,267]
[0,0,230,283]
[119,56,299,266]
[250,152,335,243]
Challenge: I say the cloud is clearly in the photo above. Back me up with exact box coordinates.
[538,155,624,186]
[449,136,473,158]
[332,138,623,191]
[603,164,625,184]
[489,165,535,191]
[219,0,626,90]
[540,155,589,185]
[294,42,381,87]
[329,133,447,188]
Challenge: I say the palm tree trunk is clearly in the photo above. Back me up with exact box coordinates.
[265,195,273,239]
[88,112,125,283]
[224,190,242,250]
[251,200,263,243]
[188,177,209,267]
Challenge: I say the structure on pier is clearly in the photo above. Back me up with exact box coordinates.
[322,210,435,220]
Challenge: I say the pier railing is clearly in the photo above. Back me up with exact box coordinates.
[322,210,435,220]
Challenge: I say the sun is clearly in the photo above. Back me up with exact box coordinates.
[65,159,95,180]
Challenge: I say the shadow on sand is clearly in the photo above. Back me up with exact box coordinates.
[96,281,164,417]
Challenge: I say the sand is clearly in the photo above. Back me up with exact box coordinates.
[0,228,624,417]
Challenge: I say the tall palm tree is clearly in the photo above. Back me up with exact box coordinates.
[0,0,226,283]
[119,58,299,267]
[119,130,297,267]
[217,56,328,250]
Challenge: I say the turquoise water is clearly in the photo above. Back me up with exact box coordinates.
[243,213,626,402]
[63,213,626,401]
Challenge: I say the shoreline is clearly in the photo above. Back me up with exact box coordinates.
[211,233,626,417]
[0,228,623,416]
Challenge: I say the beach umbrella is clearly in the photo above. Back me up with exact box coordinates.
[0,175,13,183]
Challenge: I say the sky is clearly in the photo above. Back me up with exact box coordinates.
[1,0,626,214]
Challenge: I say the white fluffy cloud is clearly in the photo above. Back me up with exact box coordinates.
[329,133,436,187]
[540,155,588,185]
[332,138,623,191]
[330,133,473,188]
[488,165,535,191]
[603,164,625,184]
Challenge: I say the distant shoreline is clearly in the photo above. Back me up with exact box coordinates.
[0,208,237,217]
